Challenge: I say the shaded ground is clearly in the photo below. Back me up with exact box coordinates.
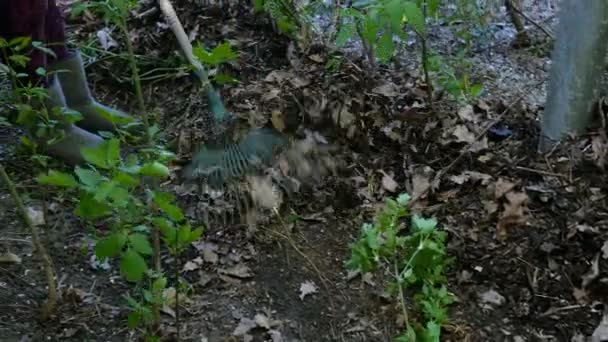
[2,1,608,341]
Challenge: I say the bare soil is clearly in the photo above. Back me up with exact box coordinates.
[1,1,608,341]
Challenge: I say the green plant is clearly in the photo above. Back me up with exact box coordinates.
[192,41,239,85]
[427,50,482,103]
[35,138,202,339]
[347,193,454,341]
[334,0,435,71]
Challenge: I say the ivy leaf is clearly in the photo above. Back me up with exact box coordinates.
[120,249,148,283]
[95,232,127,259]
[35,170,78,188]
[129,233,153,256]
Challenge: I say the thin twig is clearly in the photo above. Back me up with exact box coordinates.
[514,166,568,179]
[508,1,554,39]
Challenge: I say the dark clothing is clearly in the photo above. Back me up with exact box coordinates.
[0,0,69,85]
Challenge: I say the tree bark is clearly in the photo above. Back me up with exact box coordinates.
[540,0,608,151]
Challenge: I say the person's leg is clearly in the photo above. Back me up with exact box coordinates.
[45,0,68,63]
[5,0,50,86]
[45,0,140,134]
[1,0,102,164]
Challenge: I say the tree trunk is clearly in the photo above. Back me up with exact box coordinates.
[540,0,608,151]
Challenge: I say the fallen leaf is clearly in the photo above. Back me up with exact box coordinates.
[254,313,272,330]
[372,82,400,97]
[262,88,281,102]
[249,175,282,209]
[496,191,528,240]
[271,110,286,132]
[219,264,253,279]
[457,104,476,122]
[96,28,118,50]
[182,260,200,272]
[0,252,21,264]
[494,178,517,199]
[308,54,324,63]
[233,317,257,336]
[591,312,608,342]
[299,280,318,300]
[26,207,45,226]
[412,173,431,199]
[380,170,398,192]
[452,125,476,144]
[264,70,291,83]
[581,253,600,288]
[602,241,608,259]
[479,289,505,306]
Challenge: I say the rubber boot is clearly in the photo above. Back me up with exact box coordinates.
[48,50,141,134]
[41,76,103,165]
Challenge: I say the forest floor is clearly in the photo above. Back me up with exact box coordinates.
[2,1,608,341]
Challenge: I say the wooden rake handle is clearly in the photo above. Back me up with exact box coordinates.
[158,0,210,86]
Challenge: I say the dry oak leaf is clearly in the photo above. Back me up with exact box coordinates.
[496,191,528,240]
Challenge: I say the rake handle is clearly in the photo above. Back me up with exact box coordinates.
[158,0,210,86]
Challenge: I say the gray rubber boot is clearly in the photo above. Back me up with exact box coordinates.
[49,50,140,134]
[41,76,103,165]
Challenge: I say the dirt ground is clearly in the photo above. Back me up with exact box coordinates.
[2,1,608,341]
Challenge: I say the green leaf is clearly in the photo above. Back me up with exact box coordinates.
[75,192,111,219]
[335,23,355,48]
[127,311,141,330]
[360,15,379,45]
[152,276,167,292]
[35,170,78,188]
[189,227,204,243]
[193,41,237,66]
[403,1,426,35]
[253,0,265,11]
[94,180,116,202]
[8,36,31,49]
[153,217,174,237]
[95,232,128,258]
[80,138,121,169]
[153,191,184,222]
[376,30,395,63]
[120,248,148,283]
[108,186,130,207]
[129,233,153,255]
[177,224,193,245]
[8,55,30,68]
[412,214,437,233]
[213,73,239,85]
[138,162,169,178]
[397,193,411,206]
[75,166,104,188]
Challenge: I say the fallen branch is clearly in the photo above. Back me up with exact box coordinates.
[0,164,58,319]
